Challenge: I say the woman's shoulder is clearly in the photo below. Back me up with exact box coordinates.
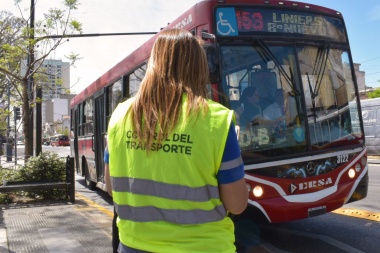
[207,99,230,111]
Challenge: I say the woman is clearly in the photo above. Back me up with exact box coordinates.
[107,28,248,253]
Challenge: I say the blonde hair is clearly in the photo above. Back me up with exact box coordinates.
[131,28,210,150]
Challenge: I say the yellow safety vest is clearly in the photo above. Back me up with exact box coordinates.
[108,94,235,253]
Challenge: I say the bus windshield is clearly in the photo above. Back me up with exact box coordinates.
[220,43,363,164]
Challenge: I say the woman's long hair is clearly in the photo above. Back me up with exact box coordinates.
[130,28,210,150]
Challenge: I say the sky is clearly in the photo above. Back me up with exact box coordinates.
[2,0,380,94]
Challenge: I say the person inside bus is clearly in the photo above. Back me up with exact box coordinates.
[235,86,267,130]
[107,28,248,253]
[104,145,119,253]
[263,89,287,142]
[263,88,285,121]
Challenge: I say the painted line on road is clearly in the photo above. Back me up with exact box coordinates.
[332,208,380,222]
[74,192,114,218]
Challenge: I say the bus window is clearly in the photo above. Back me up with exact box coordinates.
[220,45,306,160]
[84,99,93,135]
[109,79,123,114]
[299,47,362,150]
[129,64,146,97]
[79,103,85,136]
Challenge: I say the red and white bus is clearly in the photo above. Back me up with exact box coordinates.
[70,0,368,223]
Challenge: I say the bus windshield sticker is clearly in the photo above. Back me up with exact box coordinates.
[215,7,346,42]
[216,8,239,36]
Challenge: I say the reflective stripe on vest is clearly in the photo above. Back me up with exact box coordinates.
[111,176,227,224]
[220,156,243,171]
[115,202,226,225]
[111,177,220,201]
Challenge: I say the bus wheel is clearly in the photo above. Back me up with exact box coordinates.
[84,160,96,190]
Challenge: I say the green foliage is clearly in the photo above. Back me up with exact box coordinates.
[0,2,83,158]
[16,152,66,181]
[0,165,17,203]
[0,152,68,202]
[0,110,8,138]
[70,20,83,32]
[367,88,380,99]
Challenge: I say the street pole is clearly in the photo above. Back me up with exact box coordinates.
[6,80,12,162]
[31,0,42,156]
[26,0,42,157]
[28,0,36,156]
[14,117,17,165]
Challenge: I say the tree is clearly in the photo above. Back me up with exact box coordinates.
[0,11,23,150]
[368,87,380,99]
[0,0,82,159]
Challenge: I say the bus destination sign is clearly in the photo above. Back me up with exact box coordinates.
[215,7,346,42]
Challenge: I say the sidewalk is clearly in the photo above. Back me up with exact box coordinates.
[0,193,113,253]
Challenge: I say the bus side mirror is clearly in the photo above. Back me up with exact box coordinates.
[204,44,221,84]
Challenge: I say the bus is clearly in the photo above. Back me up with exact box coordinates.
[360,98,380,155]
[50,134,70,147]
[70,0,368,223]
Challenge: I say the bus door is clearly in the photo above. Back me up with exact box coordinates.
[94,91,106,184]
[73,108,80,173]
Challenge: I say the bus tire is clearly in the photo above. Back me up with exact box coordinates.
[83,159,96,190]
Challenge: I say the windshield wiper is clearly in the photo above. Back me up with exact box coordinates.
[313,41,330,96]
[256,39,299,95]
[306,72,317,122]
[307,42,331,122]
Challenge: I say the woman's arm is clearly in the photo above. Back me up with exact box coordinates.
[219,179,248,214]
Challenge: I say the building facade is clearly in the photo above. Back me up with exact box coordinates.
[38,59,72,137]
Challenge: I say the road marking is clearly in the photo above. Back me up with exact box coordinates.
[74,192,114,217]
[332,208,380,222]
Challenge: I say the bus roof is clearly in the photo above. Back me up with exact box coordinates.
[70,0,342,108]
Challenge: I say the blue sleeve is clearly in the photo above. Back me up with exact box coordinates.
[104,146,109,164]
[217,123,245,184]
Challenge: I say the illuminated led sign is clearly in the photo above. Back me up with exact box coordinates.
[215,7,346,42]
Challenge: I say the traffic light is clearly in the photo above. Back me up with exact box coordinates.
[14,107,21,121]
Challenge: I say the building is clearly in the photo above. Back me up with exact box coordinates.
[23,58,74,137]
[41,59,70,100]
[44,94,75,137]
[354,63,366,93]
[38,59,72,132]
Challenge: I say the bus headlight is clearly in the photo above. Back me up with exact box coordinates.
[253,186,263,198]
[355,163,361,172]
[348,168,356,179]
[361,157,367,167]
